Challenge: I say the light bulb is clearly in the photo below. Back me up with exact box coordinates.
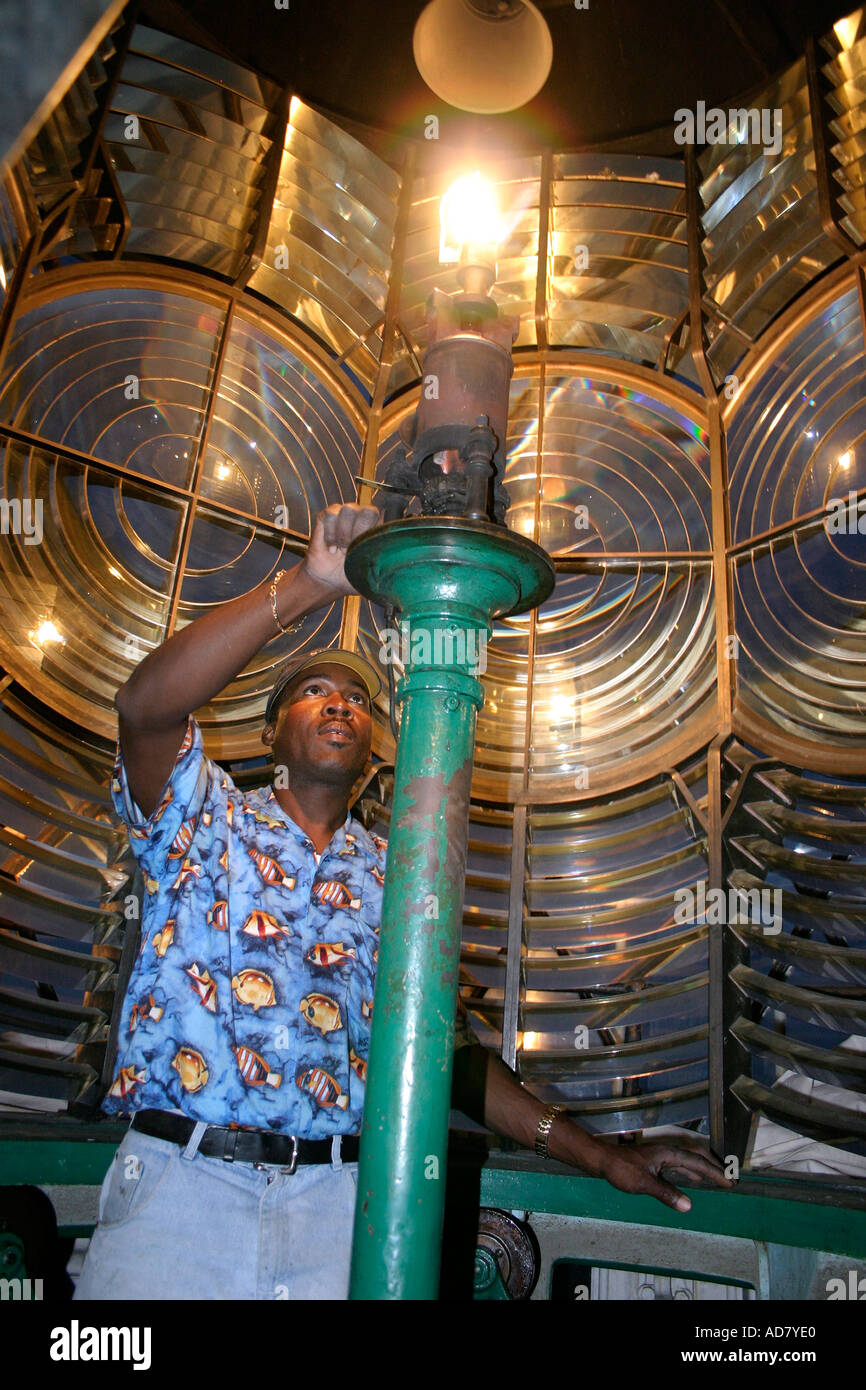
[414,0,553,115]
[440,172,502,264]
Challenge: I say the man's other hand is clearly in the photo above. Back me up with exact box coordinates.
[301,503,381,597]
[600,1140,734,1213]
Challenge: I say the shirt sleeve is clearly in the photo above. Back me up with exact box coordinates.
[110,715,211,879]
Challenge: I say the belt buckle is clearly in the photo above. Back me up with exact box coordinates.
[280,1135,299,1176]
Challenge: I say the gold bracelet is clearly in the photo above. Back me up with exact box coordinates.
[534,1103,566,1160]
[269,569,301,637]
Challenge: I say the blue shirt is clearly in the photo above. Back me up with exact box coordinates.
[103,717,386,1139]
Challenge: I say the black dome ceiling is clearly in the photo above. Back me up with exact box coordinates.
[142,0,850,155]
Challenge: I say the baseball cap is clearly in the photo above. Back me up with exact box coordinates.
[265,647,382,725]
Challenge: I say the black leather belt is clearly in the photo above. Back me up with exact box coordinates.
[130,1109,359,1172]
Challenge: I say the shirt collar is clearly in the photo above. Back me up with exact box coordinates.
[260,786,374,857]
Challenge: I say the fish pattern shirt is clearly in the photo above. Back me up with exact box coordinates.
[104,716,398,1139]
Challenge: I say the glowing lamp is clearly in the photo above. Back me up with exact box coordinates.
[439,170,502,301]
[440,172,502,261]
[373,172,517,525]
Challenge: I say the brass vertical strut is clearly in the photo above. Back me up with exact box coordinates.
[685,140,737,1157]
[165,298,237,637]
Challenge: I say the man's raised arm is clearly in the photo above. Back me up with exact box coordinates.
[114,503,379,817]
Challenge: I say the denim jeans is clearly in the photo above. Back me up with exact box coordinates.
[73,1124,358,1300]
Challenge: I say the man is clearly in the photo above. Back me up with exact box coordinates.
[75,501,729,1301]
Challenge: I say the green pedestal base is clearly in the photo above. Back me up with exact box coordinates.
[344,518,554,1300]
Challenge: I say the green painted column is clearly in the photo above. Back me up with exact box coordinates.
[346,517,553,1300]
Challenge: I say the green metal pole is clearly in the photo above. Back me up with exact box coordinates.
[346,517,553,1300]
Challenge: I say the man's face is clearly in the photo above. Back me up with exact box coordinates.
[262,662,373,786]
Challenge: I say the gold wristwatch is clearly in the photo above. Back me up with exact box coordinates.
[534,1103,566,1159]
